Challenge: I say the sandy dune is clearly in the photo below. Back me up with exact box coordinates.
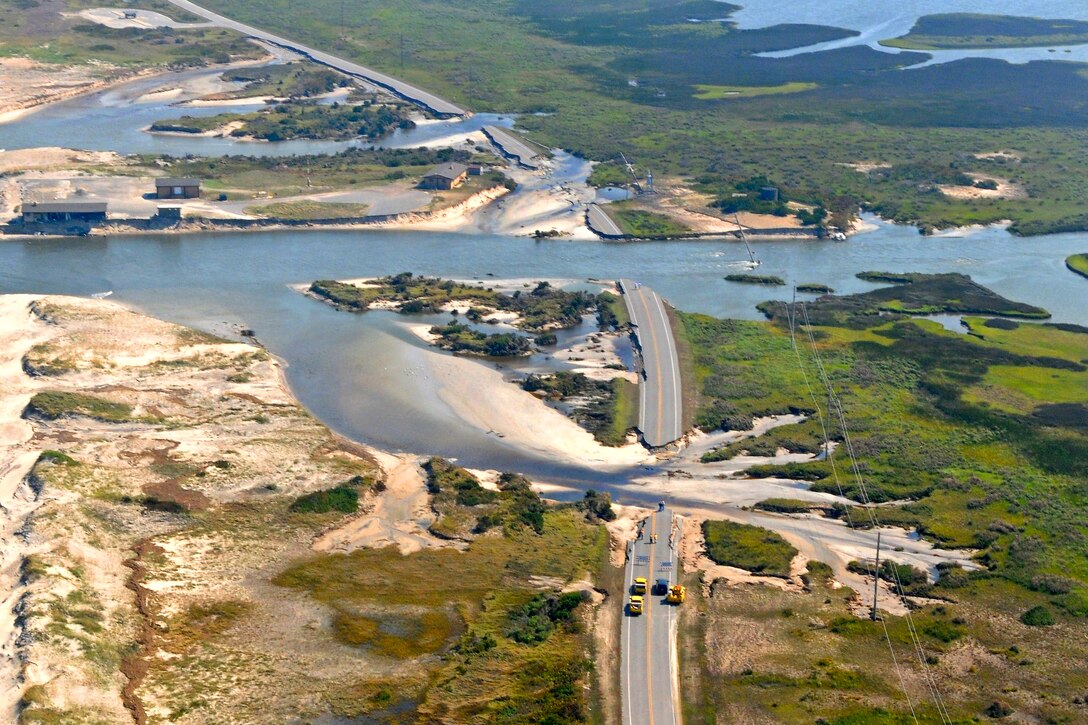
[0,296,57,721]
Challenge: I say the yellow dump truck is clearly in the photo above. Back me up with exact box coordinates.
[666,584,686,604]
[629,595,644,615]
[632,576,647,595]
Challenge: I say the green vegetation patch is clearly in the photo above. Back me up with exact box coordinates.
[498,281,600,331]
[244,200,371,220]
[505,591,586,645]
[759,272,1050,328]
[289,477,372,514]
[693,82,818,99]
[309,275,597,331]
[609,204,692,238]
[753,498,827,514]
[725,273,786,286]
[1020,604,1055,626]
[429,321,532,357]
[797,283,835,294]
[38,449,78,466]
[596,290,630,330]
[151,99,414,141]
[701,520,798,577]
[156,146,473,199]
[702,417,826,462]
[160,599,253,655]
[882,14,1088,50]
[521,372,638,446]
[214,62,350,100]
[310,273,497,312]
[25,391,133,422]
[424,459,551,538]
[1066,253,1088,280]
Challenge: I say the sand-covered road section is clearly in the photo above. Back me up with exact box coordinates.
[0,294,458,723]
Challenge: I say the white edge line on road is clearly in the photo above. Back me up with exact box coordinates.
[624,540,633,725]
[660,294,682,441]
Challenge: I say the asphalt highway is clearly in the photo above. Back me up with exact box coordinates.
[163,0,467,116]
[619,280,683,448]
[621,507,681,725]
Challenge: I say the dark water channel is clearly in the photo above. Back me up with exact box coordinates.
[1,222,1085,487]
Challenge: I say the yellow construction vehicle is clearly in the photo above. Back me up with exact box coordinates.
[632,576,647,595]
[666,584,686,604]
[629,595,644,615]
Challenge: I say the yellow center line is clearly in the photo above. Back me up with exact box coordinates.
[646,512,656,725]
[634,289,665,444]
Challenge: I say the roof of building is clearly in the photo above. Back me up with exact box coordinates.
[156,178,201,186]
[423,163,468,180]
[22,201,108,213]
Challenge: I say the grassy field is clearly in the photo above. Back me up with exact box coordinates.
[683,563,1088,723]
[0,0,263,67]
[882,13,1088,50]
[1067,252,1088,279]
[692,82,818,99]
[190,0,1088,235]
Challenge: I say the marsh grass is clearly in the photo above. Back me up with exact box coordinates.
[702,520,797,577]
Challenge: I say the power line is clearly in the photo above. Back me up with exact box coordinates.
[796,300,952,724]
[783,296,918,718]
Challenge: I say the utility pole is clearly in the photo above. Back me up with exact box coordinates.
[871,531,882,621]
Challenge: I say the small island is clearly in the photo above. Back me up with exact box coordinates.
[1067,253,1088,280]
[149,61,417,142]
[758,272,1050,327]
[306,274,624,358]
[724,273,786,286]
[881,13,1088,50]
[796,283,834,294]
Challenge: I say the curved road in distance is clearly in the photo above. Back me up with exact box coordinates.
[619,280,683,448]
[621,507,681,725]
[163,0,467,116]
